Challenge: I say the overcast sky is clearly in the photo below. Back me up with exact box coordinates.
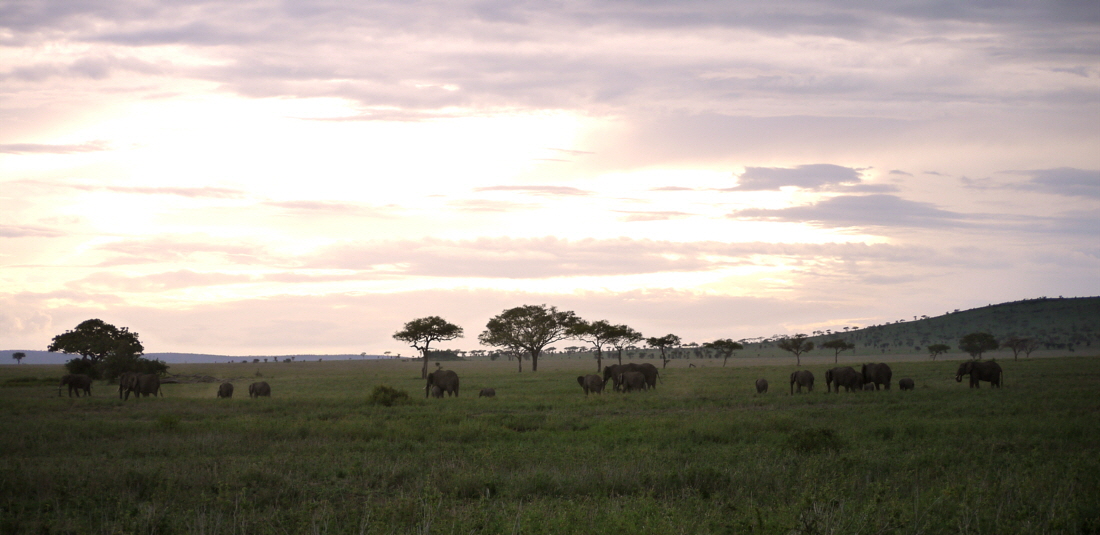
[2,1,1098,356]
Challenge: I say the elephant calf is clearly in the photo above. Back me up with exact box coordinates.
[431,385,444,398]
[217,382,234,398]
[790,370,814,394]
[59,374,92,397]
[577,374,605,396]
[479,388,496,398]
[755,378,768,394]
[899,378,915,391]
[619,371,647,392]
[249,381,271,398]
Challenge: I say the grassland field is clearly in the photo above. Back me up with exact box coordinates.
[1,354,1098,534]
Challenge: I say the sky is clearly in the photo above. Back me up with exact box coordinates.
[1,1,1098,356]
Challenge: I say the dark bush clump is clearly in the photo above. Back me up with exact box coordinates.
[368,385,411,407]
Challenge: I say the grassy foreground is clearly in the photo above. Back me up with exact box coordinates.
[1,356,1098,534]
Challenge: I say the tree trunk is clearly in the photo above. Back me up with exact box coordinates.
[531,349,539,372]
[421,353,428,379]
[595,350,602,372]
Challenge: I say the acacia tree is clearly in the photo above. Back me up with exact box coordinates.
[646,334,681,369]
[1002,336,1039,360]
[479,304,578,372]
[11,352,26,364]
[821,339,856,363]
[959,332,998,360]
[393,316,464,378]
[927,343,950,360]
[777,334,814,366]
[703,339,744,367]
[48,319,146,379]
[607,324,644,366]
[567,319,616,372]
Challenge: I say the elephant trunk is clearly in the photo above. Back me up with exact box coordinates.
[955,374,963,382]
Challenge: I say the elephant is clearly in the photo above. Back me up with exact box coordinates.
[861,363,893,390]
[430,385,444,398]
[603,363,660,392]
[577,374,605,396]
[825,366,863,393]
[248,381,271,398]
[425,370,459,398]
[755,378,768,394]
[618,371,647,392]
[59,374,92,397]
[217,382,234,398]
[123,373,162,400]
[479,388,496,397]
[117,372,136,399]
[956,360,1003,388]
[863,383,876,391]
[899,378,915,391]
[790,370,814,394]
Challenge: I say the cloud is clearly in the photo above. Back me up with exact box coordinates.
[0,141,111,154]
[68,270,256,292]
[733,194,968,229]
[473,185,592,196]
[1012,168,1100,199]
[614,210,695,222]
[447,199,538,212]
[730,164,864,191]
[93,236,274,266]
[0,224,66,238]
[262,200,395,215]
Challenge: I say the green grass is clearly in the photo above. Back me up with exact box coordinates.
[1,356,1098,534]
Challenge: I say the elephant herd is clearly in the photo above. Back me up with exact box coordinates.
[772,360,1005,395]
[215,381,271,398]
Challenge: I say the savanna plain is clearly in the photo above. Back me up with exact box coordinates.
[2,355,1098,534]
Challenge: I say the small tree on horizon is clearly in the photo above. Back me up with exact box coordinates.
[607,324,644,367]
[959,332,999,360]
[777,334,814,366]
[393,316,464,379]
[646,334,681,369]
[821,339,855,364]
[703,339,744,367]
[927,343,950,360]
[11,352,26,364]
[566,319,616,372]
[1002,336,1039,360]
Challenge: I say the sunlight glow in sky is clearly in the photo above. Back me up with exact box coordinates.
[2,1,1097,355]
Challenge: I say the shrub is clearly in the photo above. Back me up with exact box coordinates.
[368,385,411,407]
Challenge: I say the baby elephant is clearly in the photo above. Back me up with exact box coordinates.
[899,378,915,391]
[577,374,605,396]
[249,381,271,398]
[431,385,444,398]
[479,388,496,398]
[217,382,234,398]
[755,378,768,394]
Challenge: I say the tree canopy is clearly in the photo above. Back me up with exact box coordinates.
[820,339,855,363]
[606,324,644,366]
[393,316,464,378]
[702,339,743,367]
[11,352,26,364]
[567,319,617,372]
[646,334,681,369]
[927,343,950,360]
[479,304,578,372]
[48,319,143,363]
[1002,336,1038,360]
[959,332,999,359]
[776,334,814,366]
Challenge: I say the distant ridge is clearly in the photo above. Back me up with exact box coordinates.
[1,351,391,366]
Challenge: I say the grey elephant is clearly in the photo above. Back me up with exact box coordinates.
[117,372,136,399]
[825,366,863,393]
[59,374,92,397]
[217,382,234,398]
[755,378,768,394]
[577,374,605,396]
[790,370,814,394]
[479,388,496,397]
[123,373,162,400]
[425,370,459,398]
[861,363,893,390]
[618,371,648,392]
[863,383,876,391]
[249,381,271,398]
[430,385,444,398]
[603,363,660,392]
[956,360,1003,388]
[899,378,915,391]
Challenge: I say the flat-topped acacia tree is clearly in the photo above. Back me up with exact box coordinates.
[480,304,579,372]
[821,339,856,363]
[777,334,814,366]
[646,334,681,369]
[393,316,464,379]
[703,338,744,367]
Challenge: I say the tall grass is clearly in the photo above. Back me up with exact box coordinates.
[1,356,1097,533]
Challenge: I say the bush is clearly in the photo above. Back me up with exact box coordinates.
[368,385,411,407]
[64,357,99,379]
